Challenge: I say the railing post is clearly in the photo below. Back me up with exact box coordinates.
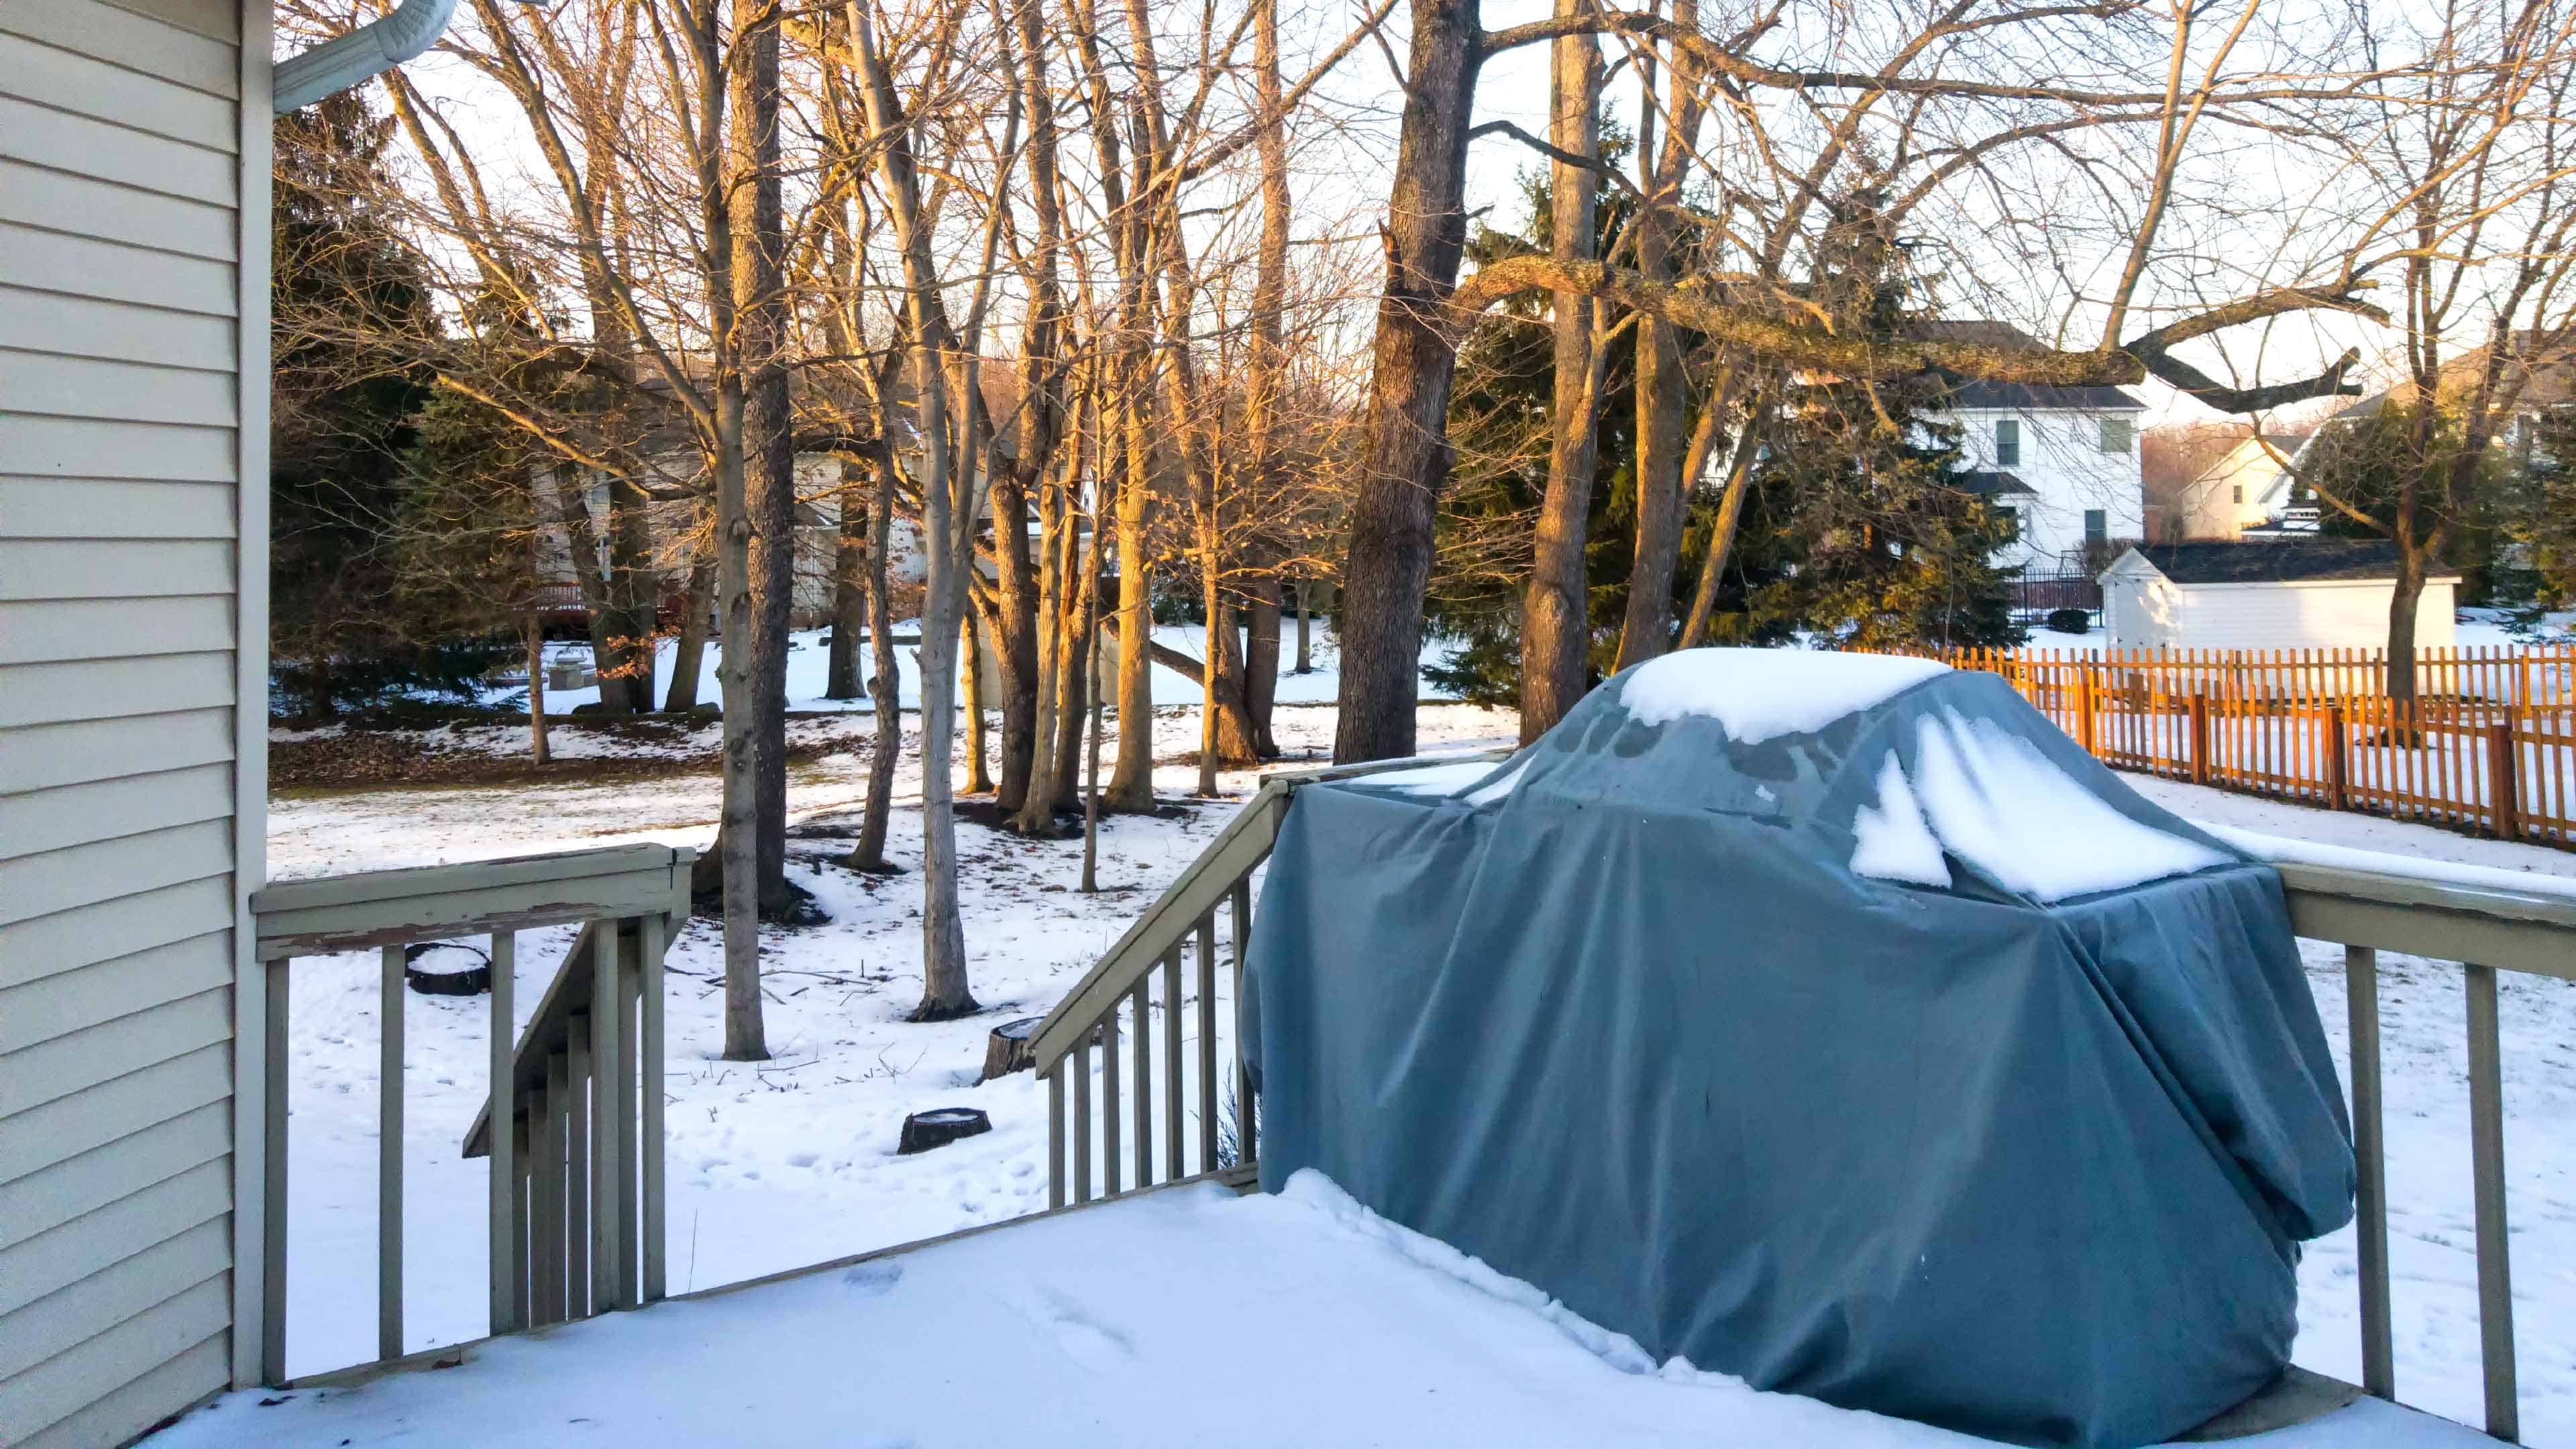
[565,1012,591,1316]
[1102,1000,1122,1197]
[262,955,290,1387]
[1196,914,1220,1172]
[488,931,521,1336]
[2465,963,2519,1442]
[640,908,668,1304]
[1232,881,1256,1167]
[1163,946,1185,1183]
[2346,947,2394,1402]
[2487,720,2520,841]
[1131,979,1152,1189]
[1071,1040,1093,1204]
[1047,1062,1067,1210]
[589,924,627,1312]
[378,944,405,1362]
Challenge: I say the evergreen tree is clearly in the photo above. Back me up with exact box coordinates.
[270,91,476,718]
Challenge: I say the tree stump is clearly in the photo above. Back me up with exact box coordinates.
[898,1108,992,1155]
[403,943,490,997]
[981,1016,1045,1081]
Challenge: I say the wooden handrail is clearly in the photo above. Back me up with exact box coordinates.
[250,844,692,1385]
[1034,751,1511,1212]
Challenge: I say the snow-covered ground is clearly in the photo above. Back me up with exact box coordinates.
[255,704,2576,1444]
[158,1173,2497,1449]
[513,615,1458,714]
[2010,608,2576,658]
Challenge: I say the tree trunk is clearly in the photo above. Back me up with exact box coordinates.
[1332,0,1485,763]
[826,465,867,699]
[962,608,992,793]
[1246,574,1282,758]
[739,22,797,926]
[547,464,631,715]
[989,467,1040,810]
[1108,390,1159,807]
[1677,388,1768,649]
[526,614,551,764]
[2387,544,2426,713]
[603,471,659,710]
[663,541,714,712]
[1014,476,1069,832]
[847,451,902,872]
[1294,578,1313,673]
[1614,9,1703,674]
[715,0,781,1062]
[1517,5,1604,745]
[845,0,973,1021]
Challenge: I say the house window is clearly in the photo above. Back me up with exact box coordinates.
[2231,484,2244,504]
[1995,419,2021,467]
[2084,509,2108,545]
[2100,417,2133,454]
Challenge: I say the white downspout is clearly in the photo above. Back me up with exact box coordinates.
[271,0,460,113]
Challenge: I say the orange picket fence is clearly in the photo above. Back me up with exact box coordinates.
[1874,645,2576,849]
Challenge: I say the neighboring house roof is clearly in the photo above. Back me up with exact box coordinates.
[1912,320,2149,413]
[2328,333,2575,423]
[1959,470,2036,496]
[2115,541,2461,585]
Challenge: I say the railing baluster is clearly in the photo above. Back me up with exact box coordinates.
[566,1011,592,1317]
[1163,945,1184,1183]
[2465,962,2519,1442]
[1071,1040,1093,1204]
[1196,915,1219,1173]
[1131,979,1152,1189]
[1102,996,1123,1197]
[511,1141,531,1330]
[2347,946,2394,1401]
[378,943,405,1362]
[640,910,667,1305]
[531,1060,564,1325]
[591,924,627,1313]
[262,955,290,1387]
[489,931,521,1335]
[1047,1062,1067,1210]
[1232,881,1256,1167]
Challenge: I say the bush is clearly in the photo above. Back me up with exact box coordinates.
[2046,607,2092,635]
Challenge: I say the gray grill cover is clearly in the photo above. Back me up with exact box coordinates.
[1243,665,2354,1448]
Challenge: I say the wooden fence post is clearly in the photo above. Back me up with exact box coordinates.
[2190,691,2210,786]
[2487,719,2520,841]
[2077,669,2099,757]
[2326,704,2351,812]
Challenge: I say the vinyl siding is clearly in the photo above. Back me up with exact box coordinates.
[2105,572,2461,651]
[0,1,246,1442]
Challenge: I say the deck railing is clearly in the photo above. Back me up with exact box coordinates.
[1030,753,1511,1210]
[248,843,692,1384]
[2273,857,2572,1443]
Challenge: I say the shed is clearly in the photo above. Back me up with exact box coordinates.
[2101,541,2460,652]
[1243,649,2356,1449]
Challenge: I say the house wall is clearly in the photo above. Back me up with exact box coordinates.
[1954,407,2145,570]
[0,1,264,1443]
[2106,574,2460,651]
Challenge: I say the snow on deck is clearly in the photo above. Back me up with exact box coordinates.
[152,1173,2494,1449]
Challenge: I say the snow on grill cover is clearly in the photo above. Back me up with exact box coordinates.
[1242,649,2355,1449]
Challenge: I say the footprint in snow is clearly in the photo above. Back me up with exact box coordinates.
[1014,1287,1135,1369]
[841,1260,903,1298]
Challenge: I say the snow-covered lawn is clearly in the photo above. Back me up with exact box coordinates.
[157,1174,2497,1449]
[511,614,1458,714]
[258,705,2576,1444]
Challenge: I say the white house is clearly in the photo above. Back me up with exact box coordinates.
[1921,324,2148,574]
[2165,434,2302,539]
[2100,541,2459,651]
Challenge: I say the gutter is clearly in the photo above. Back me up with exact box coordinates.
[271,0,460,113]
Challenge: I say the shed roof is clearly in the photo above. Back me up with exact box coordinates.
[2118,541,2461,585]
